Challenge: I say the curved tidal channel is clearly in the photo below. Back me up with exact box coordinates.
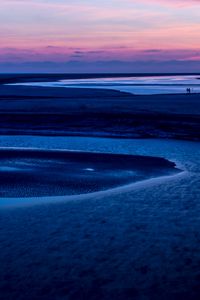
[0,148,180,201]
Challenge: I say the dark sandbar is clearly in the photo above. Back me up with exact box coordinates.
[0,83,200,141]
[0,149,180,199]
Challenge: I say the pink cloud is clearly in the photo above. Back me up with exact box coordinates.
[1,0,199,62]
[138,0,199,6]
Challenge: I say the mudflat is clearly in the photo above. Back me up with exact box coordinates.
[0,148,179,200]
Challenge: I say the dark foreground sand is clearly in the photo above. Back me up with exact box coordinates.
[0,76,200,300]
[0,137,200,300]
[0,84,199,140]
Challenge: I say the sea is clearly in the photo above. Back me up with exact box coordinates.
[11,74,200,95]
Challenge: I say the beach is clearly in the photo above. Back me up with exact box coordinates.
[0,136,200,299]
[0,83,200,140]
[0,75,200,299]
[1,0,200,298]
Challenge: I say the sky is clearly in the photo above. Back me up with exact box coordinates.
[0,0,200,73]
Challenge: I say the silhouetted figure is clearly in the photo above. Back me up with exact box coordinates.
[186,88,191,94]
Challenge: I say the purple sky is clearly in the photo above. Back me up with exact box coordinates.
[1,0,200,73]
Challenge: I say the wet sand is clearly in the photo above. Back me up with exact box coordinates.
[0,75,200,299]
[0,148,179,200]
[0,137,200,300]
